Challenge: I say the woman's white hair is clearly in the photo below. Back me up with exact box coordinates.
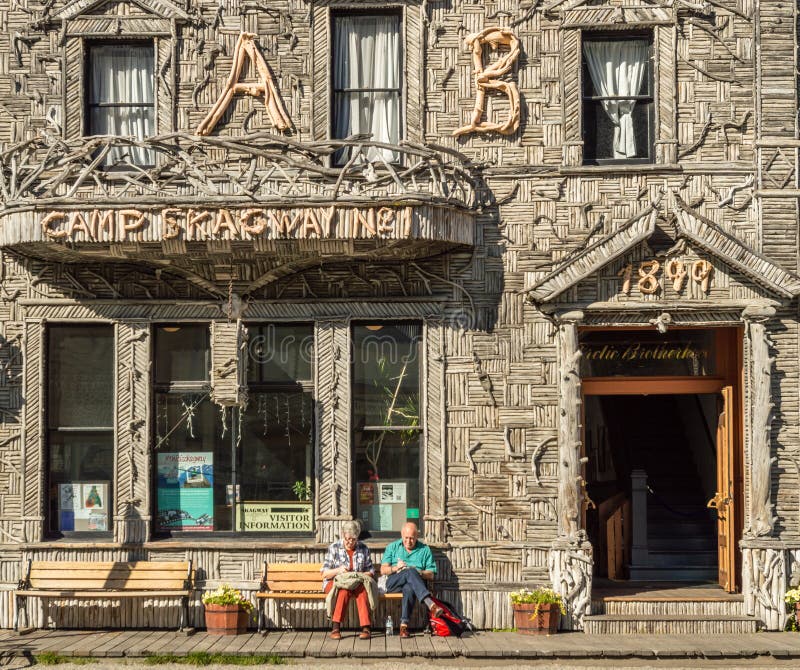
[341,520,361,539]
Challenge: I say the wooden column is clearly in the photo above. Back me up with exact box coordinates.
[314,318,351,544]
[114,322,152,544]
[550,310,592,630]
[556,310,584,540]
[21,318,45,543]
[742,304,777,538]
[422,317,447,543]
[741,540,787,631]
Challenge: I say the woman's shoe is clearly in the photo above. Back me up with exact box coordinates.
[359,627,371,640]
[330,626,342,640]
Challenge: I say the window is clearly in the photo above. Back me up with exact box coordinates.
[47,325,114,535]
[582,35,654,164]
[86,42,155,166]
[332,13,402,163]
[153,324,315,535]
[352,323,422,534]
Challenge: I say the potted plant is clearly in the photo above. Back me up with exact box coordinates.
[785,587,800,628]
[509,587,565,635]
[202,584,253,635]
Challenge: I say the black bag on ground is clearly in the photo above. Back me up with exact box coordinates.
[428,596,471,637]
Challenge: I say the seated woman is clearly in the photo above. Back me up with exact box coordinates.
[321,520,375,639]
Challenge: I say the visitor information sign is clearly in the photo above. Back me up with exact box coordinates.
[156,452,214,530]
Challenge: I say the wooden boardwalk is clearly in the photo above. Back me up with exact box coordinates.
[0,629,799,660]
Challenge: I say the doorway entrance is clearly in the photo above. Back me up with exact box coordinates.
[580,327,742,593]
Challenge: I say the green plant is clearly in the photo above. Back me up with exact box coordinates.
[201,584,253,611]
[786,587,800,608]
[145,653,285,666]
[292,480,312,501]
[509,587,566,616]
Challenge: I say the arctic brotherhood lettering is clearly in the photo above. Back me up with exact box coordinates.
[39,205,414,242]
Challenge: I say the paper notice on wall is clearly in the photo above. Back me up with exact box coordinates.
[379,482,406,504]
[59,482,109,532]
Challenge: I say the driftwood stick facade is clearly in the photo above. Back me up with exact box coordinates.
[0,0,799,634]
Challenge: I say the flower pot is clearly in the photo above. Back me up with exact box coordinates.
[513,603,560,635]
[796,602,800,624]
[204,604,249,635]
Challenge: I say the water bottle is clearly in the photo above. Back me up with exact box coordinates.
[385,615,394,636]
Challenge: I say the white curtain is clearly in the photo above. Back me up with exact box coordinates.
[90,44,155,166]
[584,41,648,159]
[333,16,401,163]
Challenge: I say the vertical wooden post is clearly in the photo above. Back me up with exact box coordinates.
[557,310,584,540]
[114,321,152,545]
[22,319,45,543]
[422,317,447,543]
[741,304,776,538]
[550,310,592,630]
[629,469,650,577]
[314,318,351,544]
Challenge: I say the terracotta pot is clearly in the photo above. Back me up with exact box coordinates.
[796,602,800,623]
[204,604,249,635]
[513,602,560,635]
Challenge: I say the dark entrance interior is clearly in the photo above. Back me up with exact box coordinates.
[585,393,719,582]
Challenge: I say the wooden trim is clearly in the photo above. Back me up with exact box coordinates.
[582,376,727,396]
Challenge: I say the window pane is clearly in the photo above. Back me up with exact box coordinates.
[332,14,401,164]
[238,391,314,532]
[48,432,113,534]
[354,430,420,533]
[154,394,232,531]
[154,325,209,383]
[353,323,421,534]
[353,324,421,428]
[580,329,717,377]
[48,326,113,428]
[247,324,314,383]
[88,43,155,166]
[584,99,652,160]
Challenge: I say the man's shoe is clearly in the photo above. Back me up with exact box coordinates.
[399,623,410,638]
[330,628,342,640]
[359,628,371,640]
[429,603,444,619]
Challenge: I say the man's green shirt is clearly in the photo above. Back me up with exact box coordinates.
[381,539,437,573]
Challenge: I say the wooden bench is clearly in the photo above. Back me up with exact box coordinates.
[255,562,431,632]
[14,560,194,631]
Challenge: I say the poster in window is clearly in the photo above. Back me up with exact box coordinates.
[379,482,406,504]
[59,481,109,532]
[157,452,214,530]
[359,482,375,505]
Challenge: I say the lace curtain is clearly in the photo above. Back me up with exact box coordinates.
[333,15,401,163]
[89,44,155,166]
[584,40,648,159]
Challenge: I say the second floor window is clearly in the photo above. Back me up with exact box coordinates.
[87,42,155,166]
[332,14,401,163]
[582,36,653,164]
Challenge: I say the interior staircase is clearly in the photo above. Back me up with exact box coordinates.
[582,395,759,633]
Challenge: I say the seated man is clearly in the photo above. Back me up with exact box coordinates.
[380,522,442,637]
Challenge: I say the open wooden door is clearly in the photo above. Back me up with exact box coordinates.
[707,386,736,592]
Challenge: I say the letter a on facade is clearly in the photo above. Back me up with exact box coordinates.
[196,32,292,135]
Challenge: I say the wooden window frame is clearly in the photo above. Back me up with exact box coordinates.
[151,323,318,540]
[45,324,115,539]
[581,32,655,166]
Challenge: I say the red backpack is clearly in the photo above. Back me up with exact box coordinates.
[428,596,470,637]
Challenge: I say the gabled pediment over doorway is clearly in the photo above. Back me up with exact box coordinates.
[525,194,800,303]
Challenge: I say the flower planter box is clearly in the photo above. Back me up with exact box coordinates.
[513,602,560,635]
[204,604,249,635]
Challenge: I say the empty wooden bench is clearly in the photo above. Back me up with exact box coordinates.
[14,560,194,631]
[255,561,430,632]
